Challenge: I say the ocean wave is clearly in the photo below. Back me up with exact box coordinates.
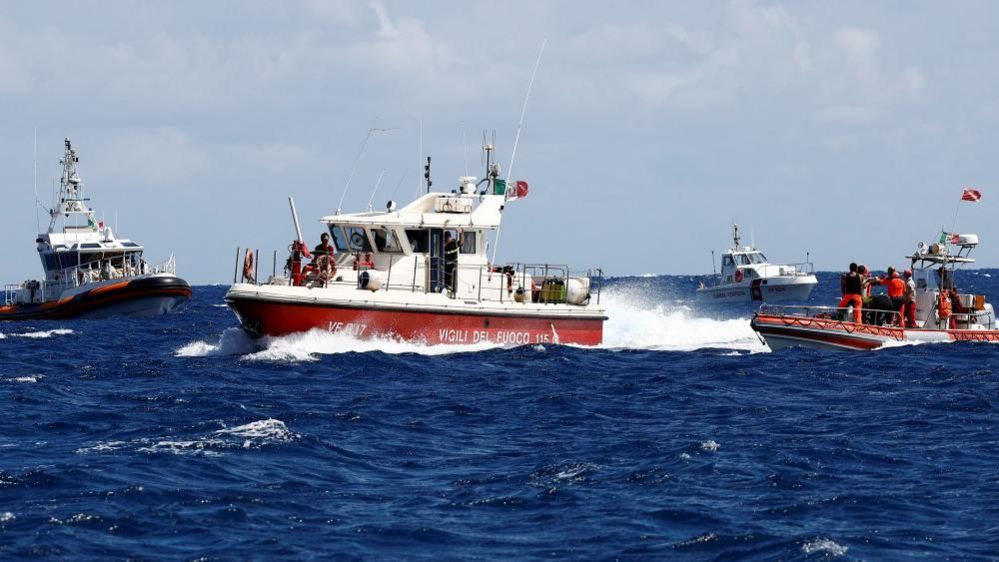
[3,375,42,384]
[802,538,848,556]
[2,329,74,340]
[78,418,297,457]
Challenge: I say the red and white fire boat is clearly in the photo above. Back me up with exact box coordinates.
[225,147,606,345]
[752,233,999,351]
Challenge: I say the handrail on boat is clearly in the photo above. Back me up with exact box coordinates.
[757,303,903,327]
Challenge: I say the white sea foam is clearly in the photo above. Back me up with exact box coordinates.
[214,418,295,441]
[700,440,720,452]
[600,289,765,352]
[7,329,74,339]
[0,512,14,523]
[243,329,499,361]
[4,375,42,383]
[88,419,298,457]
[174,327,258,357]
[802,538,848,556]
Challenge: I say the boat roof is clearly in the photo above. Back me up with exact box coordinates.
[906,253,975,265]
[321,192,506,229]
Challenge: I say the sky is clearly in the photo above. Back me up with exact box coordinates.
[1,0,997,283]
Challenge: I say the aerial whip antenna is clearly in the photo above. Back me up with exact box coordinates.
[365,169,387,211]
[506,37,547,182]
[33,128,40,232]
[336,127,395,215]
[490,38,547,273]
[462,121,469,177]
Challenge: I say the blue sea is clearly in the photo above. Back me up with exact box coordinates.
[2,271,999,560]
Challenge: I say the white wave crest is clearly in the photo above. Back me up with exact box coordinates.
[214,418,295,441]
[174,327,258,357]
[600,289,764,352]
[5,329,74,339]
[802,538,848,556]
[244,329,498,362]
[86,418,298,457]
[700,440,720,452]
[0,512,14,523]
[4,375,42,383]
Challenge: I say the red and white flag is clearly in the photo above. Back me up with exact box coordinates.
[515,180,529,199]
[961,188,982,202]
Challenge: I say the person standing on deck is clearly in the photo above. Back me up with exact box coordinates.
[902,270,917,328]
[444,231,462,296]
[838,263,863,323]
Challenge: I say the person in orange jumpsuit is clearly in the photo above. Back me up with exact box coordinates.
[876,267,907,325]
[838,263,863,323]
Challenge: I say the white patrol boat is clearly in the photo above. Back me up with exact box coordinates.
[752,233,999,351]
[0,139,191,321]
[697,224,817,303]
[225,144,606,346]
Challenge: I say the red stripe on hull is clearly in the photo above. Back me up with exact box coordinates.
[753,324,885,350]
[0,279,191,321]
[227,299,604,346]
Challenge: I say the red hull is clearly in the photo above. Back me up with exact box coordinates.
[226,297,604,346]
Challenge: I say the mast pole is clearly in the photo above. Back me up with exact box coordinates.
[490,38,548,272]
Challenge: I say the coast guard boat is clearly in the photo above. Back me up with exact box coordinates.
[225,144,606,345]
[0,139,191,320]
[697,224,817,303]
[752,232,999,351]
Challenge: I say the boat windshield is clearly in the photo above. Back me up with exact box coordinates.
[735,252,767,264]
[327,226,349,252]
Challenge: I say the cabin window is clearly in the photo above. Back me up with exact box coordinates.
[327,226,350,252]
[344,227,372,252]
[722,255,734,268]
[371,227,403,253]
[405,229,430,253]
[460,231,477,254]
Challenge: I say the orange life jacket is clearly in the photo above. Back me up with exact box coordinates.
[887,276,905,298]
[938,292,952,318]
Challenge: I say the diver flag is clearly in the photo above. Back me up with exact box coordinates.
[515,180,529,198]
[962,188,982,202]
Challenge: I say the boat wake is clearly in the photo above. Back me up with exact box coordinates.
[175,327,501,361]
[600,289,765,352]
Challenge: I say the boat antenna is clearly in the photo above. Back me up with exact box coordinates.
[506,37,547,182]
[33,128,40,232]
[462,121,469,178]
[732,223,741,248]
[336,127,395,215]
[418,119,423,198]
[711,250,716,275]
[424,157,432,194]
[388,170,408,200]
[490,38,547,273]
[365,169,386,211]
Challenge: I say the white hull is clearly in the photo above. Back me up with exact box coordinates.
[697,275,817,303]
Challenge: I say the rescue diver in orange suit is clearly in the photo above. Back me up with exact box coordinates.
[875,267,907,326]
[902,270,917,328]
[838,262,863,324]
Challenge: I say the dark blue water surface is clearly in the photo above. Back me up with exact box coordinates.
[2,272,999,560]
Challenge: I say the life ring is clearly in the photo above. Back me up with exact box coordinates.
[243,249,255,283]
[734,269,744,283]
